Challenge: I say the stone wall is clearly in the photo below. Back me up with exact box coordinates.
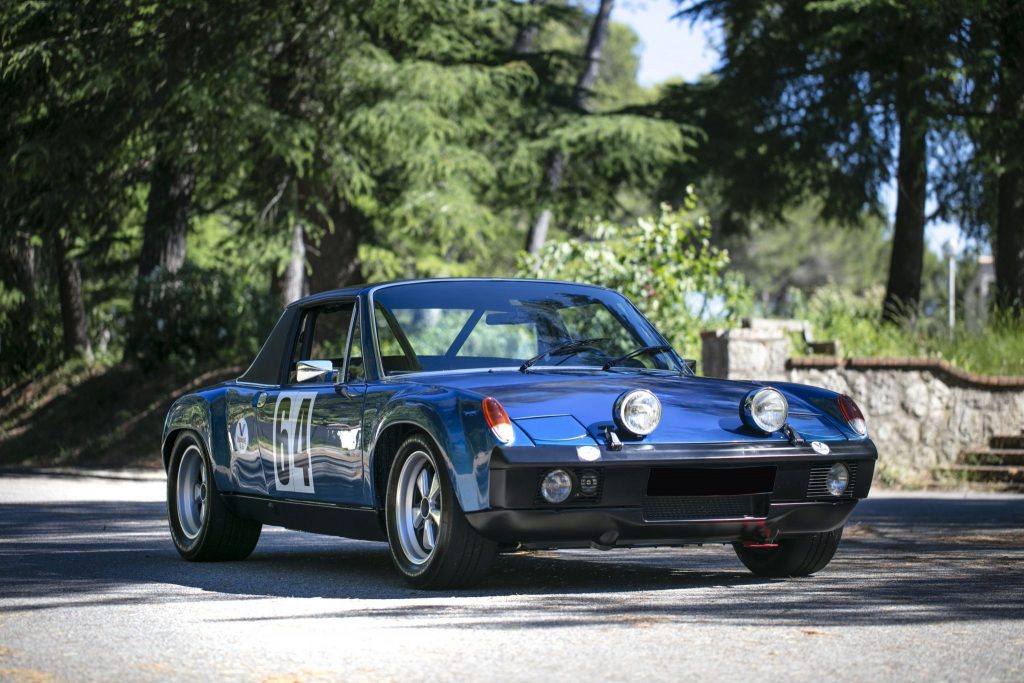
[700,328,791,382]
[701,327,1024,474]
[786,358,1024,473]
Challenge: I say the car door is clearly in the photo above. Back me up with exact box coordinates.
[254,299,365,504]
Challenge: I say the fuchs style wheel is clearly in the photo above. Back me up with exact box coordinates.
[167,432,261,561]
[385,434,497,589]
[733,527,844,578]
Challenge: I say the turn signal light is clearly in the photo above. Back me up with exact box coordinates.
[483,397,515,444]
[837,395,867,436]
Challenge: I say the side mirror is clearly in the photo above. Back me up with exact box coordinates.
[296,359,333,383]
[682,358,697,375]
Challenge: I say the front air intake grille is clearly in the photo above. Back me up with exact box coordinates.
[642,494,768,522]
[806,462,858,499]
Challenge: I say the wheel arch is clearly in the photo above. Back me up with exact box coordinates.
[162,391,233,493]
[368,422,437,511]
[366,393,496,513]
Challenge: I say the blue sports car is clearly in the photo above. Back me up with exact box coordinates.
[163,278,876,588]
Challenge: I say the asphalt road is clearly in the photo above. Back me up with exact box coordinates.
[1,472,1022,683]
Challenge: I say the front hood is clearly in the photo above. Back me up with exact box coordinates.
[416,369,848,445]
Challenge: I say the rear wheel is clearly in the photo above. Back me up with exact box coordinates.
[733,528,843,578]
[167,432,261,561]
[385,434,497,589]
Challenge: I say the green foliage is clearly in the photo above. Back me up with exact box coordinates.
[129,265,278,369]
[794,286,1024,375]
[0,281,63,385]
[722,204,892,314]
[3,0,1019,388]
[794,286,911,357]
[536,16,651,111]
[664,0,963,224]
[518,195,753,358]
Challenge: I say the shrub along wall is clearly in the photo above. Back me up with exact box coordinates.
[701,328,1024,476]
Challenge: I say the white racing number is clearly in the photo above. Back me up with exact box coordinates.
[273,392,317,493]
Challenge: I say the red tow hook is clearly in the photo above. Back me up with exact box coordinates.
[741,521,778,548]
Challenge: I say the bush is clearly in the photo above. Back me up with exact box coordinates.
[794,285,1024,375]
[517,195,753,358]
[127,264,278,368]
[0,282,64,386]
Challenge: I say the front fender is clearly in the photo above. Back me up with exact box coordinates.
[161,389,233,493]
[367,386,506,513]
[772,382,867,441]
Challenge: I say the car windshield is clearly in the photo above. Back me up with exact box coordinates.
[371,280,680,375]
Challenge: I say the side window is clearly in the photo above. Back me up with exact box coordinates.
[289,313,312,381]
[375,303,421,374]
[345,307,365,382]
[289,303,354,383]
[309,304,354,362]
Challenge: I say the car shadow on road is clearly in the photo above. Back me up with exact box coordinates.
[1,498,1022,629]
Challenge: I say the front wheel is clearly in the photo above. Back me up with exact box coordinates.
[733,528,843,578]
[385,435,497,589]
[167,432,261,561]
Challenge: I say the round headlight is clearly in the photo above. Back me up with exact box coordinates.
[540,469,573,504]
[826,462,850,496]
[614,389,662,436]
[741,387,789,434]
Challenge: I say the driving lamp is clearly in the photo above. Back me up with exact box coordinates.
[741,387,789,434]
[826,462,850,496]
[540,469,573,504]
[614,389,662,436]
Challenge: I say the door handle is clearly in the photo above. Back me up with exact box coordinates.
[253,392,268,408]
[336,384,366,398]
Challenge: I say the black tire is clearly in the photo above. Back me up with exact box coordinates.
[385,434,497,589]
[167,431,261,561]
[733,528,843,578]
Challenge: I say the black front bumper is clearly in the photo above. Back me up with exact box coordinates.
[466,439,876,548]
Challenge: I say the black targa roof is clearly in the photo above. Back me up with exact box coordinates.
[236,278,602,384]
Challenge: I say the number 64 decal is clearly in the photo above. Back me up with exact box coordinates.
[273,392,316,493]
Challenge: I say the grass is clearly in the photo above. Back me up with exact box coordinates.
[794,286,1024,376]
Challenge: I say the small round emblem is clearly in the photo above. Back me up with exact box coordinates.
[811,441,830,455]
[234,419,250,452]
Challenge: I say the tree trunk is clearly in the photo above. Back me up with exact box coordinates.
[882,59,928,324]
[512,0,547,55]
[53,232,93,362]
[126,152,194,357]
[308,199,362,294]
[525,0,615,255]
[525,150,565,255]
[137,153,194,280]
[992,18,1024,314]
[281,221,308,306]
[136,3,194,283]
[573,0,615,110]
[994,168,1024,313]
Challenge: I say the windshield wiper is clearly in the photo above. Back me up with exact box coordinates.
[601,344,674,371]
[519,338,607,373]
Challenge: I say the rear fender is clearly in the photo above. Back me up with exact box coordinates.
[162,390,234,493]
